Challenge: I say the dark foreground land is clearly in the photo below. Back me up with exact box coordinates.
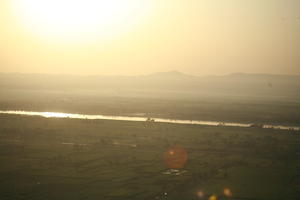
[0,115,300,200]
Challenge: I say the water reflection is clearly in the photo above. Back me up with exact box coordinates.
[42,112,71,118]
[0,110,299,131]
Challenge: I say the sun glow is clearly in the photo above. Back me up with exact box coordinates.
[41,112,71,118]
[12,0,153,41]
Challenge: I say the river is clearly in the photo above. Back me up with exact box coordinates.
[0,110,299,131]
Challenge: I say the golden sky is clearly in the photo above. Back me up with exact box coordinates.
[1,0,300,75]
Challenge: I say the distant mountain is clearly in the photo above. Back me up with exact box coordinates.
[147,70,195,78]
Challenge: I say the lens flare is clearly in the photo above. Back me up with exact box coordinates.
[223,188,232,197]
[163,145,188,169]
[209,194,217,200]
[196,190,204,199]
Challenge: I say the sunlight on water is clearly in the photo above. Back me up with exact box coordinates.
[41,112,71,118]
[0,110,299,131]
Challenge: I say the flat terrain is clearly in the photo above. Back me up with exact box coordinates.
[1,72,300,126]
[0,115,299,200]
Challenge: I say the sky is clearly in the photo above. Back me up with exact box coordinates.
[0,0,300,76]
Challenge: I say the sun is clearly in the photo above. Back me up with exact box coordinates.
[12,0,152,42]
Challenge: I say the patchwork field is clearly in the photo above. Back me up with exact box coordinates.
[0,115,299,200]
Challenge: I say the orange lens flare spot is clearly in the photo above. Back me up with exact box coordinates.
[223,188,232,197]
[163,145,188,169]
[196,190,204,198]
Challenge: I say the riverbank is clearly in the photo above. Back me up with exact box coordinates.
[1,110,299,131]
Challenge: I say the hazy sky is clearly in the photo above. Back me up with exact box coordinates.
[1,0,300,75]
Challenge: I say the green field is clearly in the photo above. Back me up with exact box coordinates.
[0,115,299,200]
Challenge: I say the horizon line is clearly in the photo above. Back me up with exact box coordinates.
[0,71,299,77]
